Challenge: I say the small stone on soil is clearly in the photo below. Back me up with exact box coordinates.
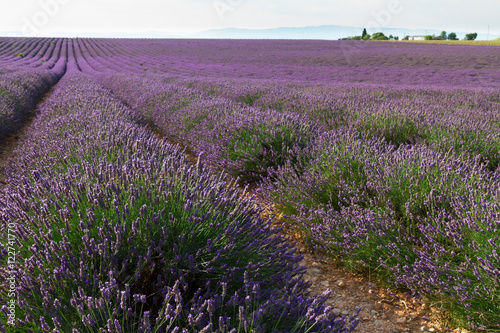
[358,310,370,318]
[335,301,345,309]
[309,267,322,275]
[336,279,346,288]
[360,302,375,311]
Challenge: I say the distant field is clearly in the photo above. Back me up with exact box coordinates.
[398,37,500,45]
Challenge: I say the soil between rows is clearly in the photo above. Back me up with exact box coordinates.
[130,108,465,333]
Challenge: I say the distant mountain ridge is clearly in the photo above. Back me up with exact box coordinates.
[191,25,498,41]
[1,25,498,40]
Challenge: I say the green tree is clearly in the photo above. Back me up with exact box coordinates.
[424,35,433,40]
[362,28,368,39]
[372,32,389,40]
[447,32,458,40]
[394,36,399,41]
[465,32,478,40]
[440,31,447,39]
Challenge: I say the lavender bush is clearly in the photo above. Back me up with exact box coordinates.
[0,72,357,332]
[0,69,62,141]
[96,73,320,184]
[262,127,500,329]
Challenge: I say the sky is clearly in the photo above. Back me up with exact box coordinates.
[0,0,499,38]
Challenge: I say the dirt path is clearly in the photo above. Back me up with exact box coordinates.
[0,114,37,187]
[141,124,469,333]
[296,243,463,333]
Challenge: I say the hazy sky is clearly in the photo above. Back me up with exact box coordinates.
[1,0,498,37]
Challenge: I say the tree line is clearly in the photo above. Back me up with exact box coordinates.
[341,29,478,41]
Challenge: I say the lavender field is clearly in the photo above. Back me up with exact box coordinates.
[0,37,499,332]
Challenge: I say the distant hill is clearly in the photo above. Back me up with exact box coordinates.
[1,25,498,40]
[192,25,360,40]
[191,25,498,41]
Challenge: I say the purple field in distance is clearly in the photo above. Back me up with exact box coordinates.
[0,37,499,332]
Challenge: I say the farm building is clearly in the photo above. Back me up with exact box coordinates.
[408,35,426,40]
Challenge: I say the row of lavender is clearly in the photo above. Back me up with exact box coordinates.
[0,71,357,332]
[72,38,500,89]
[0,39,69,140]
[90,68,500,330]
[17,38,499,90]
[0,38,63,73]
[70,38,500,171]
[165,77,500,172]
